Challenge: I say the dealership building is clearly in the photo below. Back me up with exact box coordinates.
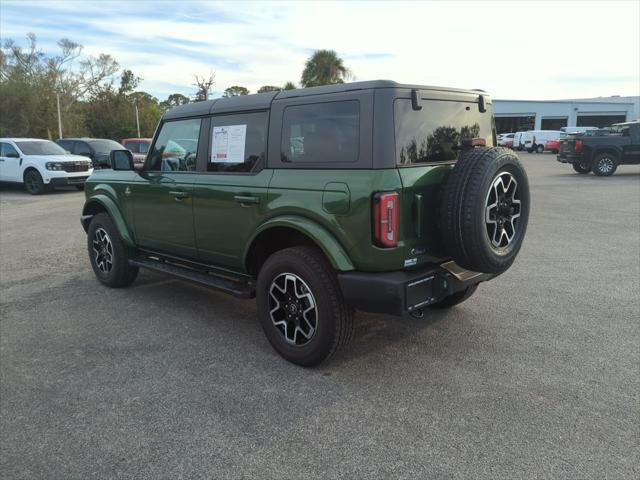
[493,95,639,134]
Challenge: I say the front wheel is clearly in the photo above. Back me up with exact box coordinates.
[430,285,478,309]
[23,169,45,195]
[572,162,591,174]
[592,153,618,176]
[87,213,138,288]
[256,246,354,366]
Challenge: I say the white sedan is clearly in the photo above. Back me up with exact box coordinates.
[0,138,93,194]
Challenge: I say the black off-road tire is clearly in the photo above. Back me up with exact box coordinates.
[441,147,530,275]
[572,162,591,174]
[87,213,138,288]
[592,153,618,176]
[23,169,45,195]
[256,246,354,366]
[430,284,478,309]
[536,144,544,153]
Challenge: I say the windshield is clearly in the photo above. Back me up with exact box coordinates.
[15,141,68,156]
[88,140,125,153]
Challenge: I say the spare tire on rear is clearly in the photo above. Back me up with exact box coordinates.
[441,147,530,275]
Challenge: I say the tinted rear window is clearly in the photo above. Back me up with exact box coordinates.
[281,100,359,163]
[394,99,494,165]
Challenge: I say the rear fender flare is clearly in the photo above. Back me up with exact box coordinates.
[245,215,355,272]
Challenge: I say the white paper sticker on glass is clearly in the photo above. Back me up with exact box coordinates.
[211,124,247,163]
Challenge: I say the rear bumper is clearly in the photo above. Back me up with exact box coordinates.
[556,153,583,164]
[337,261,493,316]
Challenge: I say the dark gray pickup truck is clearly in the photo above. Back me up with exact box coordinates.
[557,121,640,176]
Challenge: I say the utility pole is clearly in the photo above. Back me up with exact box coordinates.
[134,100,141,138]
[56,93,63,139]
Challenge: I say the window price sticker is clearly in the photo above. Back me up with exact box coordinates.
[211,124,247,163]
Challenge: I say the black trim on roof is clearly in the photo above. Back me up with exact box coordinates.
[162,80,491,120]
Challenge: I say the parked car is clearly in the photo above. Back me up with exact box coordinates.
[557,120,640,175]
[497,133,515,147]
[0,138,93,194]
[544,139,560,154]
[513,131,526,151]
[522,130,562,153]
[80,80,530,366]
[56,138,126,168]
[121,138,152,165]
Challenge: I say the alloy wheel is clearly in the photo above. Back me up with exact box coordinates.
[597,157,614,174]
[485,172,522,249]
[92,227,114,273]
[268,273,318,346]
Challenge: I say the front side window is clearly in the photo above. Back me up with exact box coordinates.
[15,141,68,156]
[281,101,359,163]
[208,112,267,173]
[0,142,19,157]
[148,118,201,172]
[395,99,495,165]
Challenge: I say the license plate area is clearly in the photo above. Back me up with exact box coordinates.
[406,275,435,311]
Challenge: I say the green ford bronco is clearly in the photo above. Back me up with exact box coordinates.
[81,81,530,365]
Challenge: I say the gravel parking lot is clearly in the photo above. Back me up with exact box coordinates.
[1,153,638,479]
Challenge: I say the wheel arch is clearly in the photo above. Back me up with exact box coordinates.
[244,216,355,276]
[81,194,135,247]
[593,147,621,161]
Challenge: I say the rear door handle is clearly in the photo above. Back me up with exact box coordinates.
[169,190,189,200]
[234,195,259,205]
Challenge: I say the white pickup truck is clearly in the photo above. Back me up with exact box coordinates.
[0,138,93,194]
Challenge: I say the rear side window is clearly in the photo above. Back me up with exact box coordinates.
[281,101,359,163]
[148,118,201,172]
[394,99,494,165]
[208,111,267,173]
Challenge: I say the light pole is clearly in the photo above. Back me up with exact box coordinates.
[134,99,141,138]
[56,93,63,139]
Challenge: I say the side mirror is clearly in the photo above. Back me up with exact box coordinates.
[110,150,134,171]
[6,151,20,158]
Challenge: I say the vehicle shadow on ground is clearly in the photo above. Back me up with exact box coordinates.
[126,269,475,373]
[0,182,81,195]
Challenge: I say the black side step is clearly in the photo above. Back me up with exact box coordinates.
[129,258,255,299]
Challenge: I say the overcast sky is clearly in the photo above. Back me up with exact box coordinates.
[1,0,638,101]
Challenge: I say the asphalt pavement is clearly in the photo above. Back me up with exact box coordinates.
[1,153,639,479]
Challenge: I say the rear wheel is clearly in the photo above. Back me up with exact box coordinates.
[23,169,45,195]
[441,147,530,275]
[87,213,138,288]
[256,246,354,366]
[572,162,591,174]
[430,285,478,309]
[536,144,544,153]
[592,153,618,176]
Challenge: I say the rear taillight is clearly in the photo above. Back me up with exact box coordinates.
[574,140,583,152]
[373,192,399,248]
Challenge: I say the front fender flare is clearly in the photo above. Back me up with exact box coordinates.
[81,193,135,247]
[245,215,355,271]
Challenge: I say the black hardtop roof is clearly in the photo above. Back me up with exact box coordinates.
[163,80,488,119]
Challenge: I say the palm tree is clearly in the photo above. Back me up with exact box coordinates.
[300,50,351,87]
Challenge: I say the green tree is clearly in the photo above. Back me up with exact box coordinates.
[300,49,351,87]
[283,81,296,90]
[223,85,250,97]
[160,93,190,110]
[257,85,281,93]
